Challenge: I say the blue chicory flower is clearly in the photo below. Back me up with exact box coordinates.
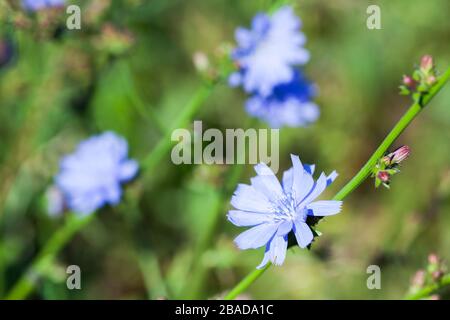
[229,6,310,97]
[54,131,138,215]
[228,154,341,269]
[22,0,65,11]
[245,71,319,128]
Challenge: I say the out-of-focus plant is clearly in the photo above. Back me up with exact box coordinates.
[406,254,450,300]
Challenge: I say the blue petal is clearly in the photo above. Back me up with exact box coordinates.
[230,183,273,213]
[298,172,328,206]
[257,234,288,269]
[251,163,284,202]
[228,72,242,87]
[303,164,315,175]
[270,235,288,266]
[119,160,139,182]
[105,183,122,205]
[234,222,279,250]
[293,219,313,248]
[276,220,293,236]
[290,154,314,203]
[227,210,273,227]
[307,200,342,217]
[282,167,294,192]
[326,170,338,186]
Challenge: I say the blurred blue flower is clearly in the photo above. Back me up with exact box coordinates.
[228,154,341,269]
[54,132,138,215]
[22,0,65,11]
[229,6,309,97]
[245,71,319,128]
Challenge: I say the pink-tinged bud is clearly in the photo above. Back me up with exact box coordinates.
[432,270,444,281]
[428,253,439,265]
[390,145,410,164]
[427,75,436,85]
[429,295,440,300]
[377,171,390,182]
[420,55,434,73]
[412,270,426,287]
[403,75,415,87]
[383,146,410,166]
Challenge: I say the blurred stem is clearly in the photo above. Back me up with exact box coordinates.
[184,117,258,299]
[122,201,169,299]
[184,163,245,299]
[140,80,216,177]
[119,61,168,135]
[224,263,271,300]
[5,213,93,300]
[405,274,450,300]
[224,66,450,300]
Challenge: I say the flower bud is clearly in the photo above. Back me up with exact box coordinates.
[420,55,434,73]
[402,75,415,87]
[426,75,436,85]
[412,270,426,288]
[432,270,444,281]
[193,51,210,73]
[377,171,390,182]
[382,146,410,166]
[428,253,439,265]
[391,145,410,164]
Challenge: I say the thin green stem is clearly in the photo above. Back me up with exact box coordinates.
[5,213,93,300]
[184,117,258,299]
[140,81,216,175]
[184,164,245,299]
[223,66,450,300]
[405,274,450,300]
[224,264,271,300]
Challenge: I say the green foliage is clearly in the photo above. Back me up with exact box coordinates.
[1,0,450,299]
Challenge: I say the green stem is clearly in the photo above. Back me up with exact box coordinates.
[223,66,450,300]
[405,274,450,300]
[5,213,93,300]
[140,81,216,175]
[184,164,245,299]
[224,263,271,300]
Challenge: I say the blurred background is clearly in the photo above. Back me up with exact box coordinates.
[0,0,450,299]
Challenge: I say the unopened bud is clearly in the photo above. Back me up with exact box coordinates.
[428,253,439,265]
[391,145,410,164]
[403,75,415,87]
[377,171,390,182]
[432,270,444,281]
[383,146,410,166]
[193,51,210,73]
[412,270,426,287]
[427,75,436,85]
[420,55,434,73]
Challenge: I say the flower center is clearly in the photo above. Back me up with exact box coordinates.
[272,192,299,221]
